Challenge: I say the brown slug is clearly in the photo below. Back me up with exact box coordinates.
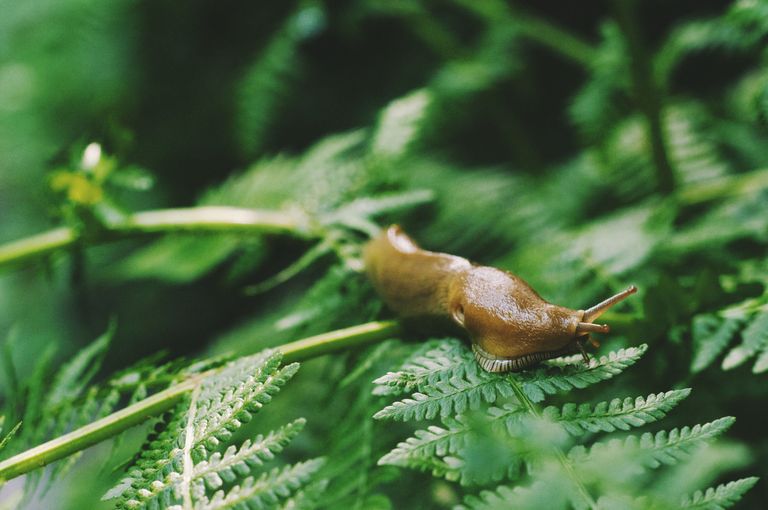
[364,225,636,373]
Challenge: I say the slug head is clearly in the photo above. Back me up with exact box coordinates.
[449,266,636,370]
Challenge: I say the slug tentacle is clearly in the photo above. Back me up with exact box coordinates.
[583,285,637,322]
[364,226,636,373]
[576,322,610,335]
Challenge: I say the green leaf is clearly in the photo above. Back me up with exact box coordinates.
[681,477,759,509]
[691,315,740,373]
[0,420,21,454]
[371,89,431,158]
[372,339,471,396]
[457,482,569,510]
[378,416,469,469]
[722,312,768,370]
[192,418,306,493]
[373,363,513,422]
[542,389,691,435]
[517,345,649,403]
[109,350,312,509]
[199,459,325,510]
[571,417,736,469]
[47,321,115,408]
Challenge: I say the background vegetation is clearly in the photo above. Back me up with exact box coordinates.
[1,0,767,508]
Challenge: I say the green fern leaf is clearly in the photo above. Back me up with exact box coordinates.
[542,389,691,435]
[192,353,300,457]
[517,344,648,403]
[47,321,115,408]
[373,363,513,421]
[109,350,310,509]
[722,312,768,371]
[275,480,330,510]
[374,344,648,420]
[110,398,191,507]
[752,347,768,373]
[235,6,321,158]
[0,420,21,454]
[192,418,306,494]
[681,477,759,509]
[372,339,470,396]
[378,416,469,468]
[199,459,325,510]
[691,315,740,373]
[456,482,567,510]
[371,89,431,158]
[571,417,735,469]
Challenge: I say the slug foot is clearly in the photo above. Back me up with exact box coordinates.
[472,343,578,373]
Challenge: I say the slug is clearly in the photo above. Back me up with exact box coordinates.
[364,225,636,373]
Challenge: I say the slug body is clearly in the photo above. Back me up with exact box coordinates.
[364,225,636,372]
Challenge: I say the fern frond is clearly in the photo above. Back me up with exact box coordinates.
[275,480,329,510]
[691,315,741,373]
[517,344,648,403]
[199,459,325,510]
[569,22,629,140]
[722,312,768,372]
[110,398,191,507]
[372,363,512,422]
[374,344,648,420]
[236,6,323,158]
[47,321,114,408]
[371,89,431,159]
[570,417,736,469]
[192,418,306,495]
[109,350,311,509]
[681,477,759,509]
[0,420,20,453]
[192,352,300,457]
[372,339,470,396]
[378,416,469,468]
[456,482,566,510]
[542,389,691,435]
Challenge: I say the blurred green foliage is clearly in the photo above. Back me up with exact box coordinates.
[1,0,768,508]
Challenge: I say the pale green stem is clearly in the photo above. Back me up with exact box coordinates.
[507,377,598,510]
[452,0,598,67]
[675,167,768,205]
[180,384,202,509]
[0,378,197,482]
[0,320,400,483]
[0,206,310,269]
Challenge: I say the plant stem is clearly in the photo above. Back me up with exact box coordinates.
[677,167,768,205]
[453,0,597,67]
[507,377,598,510]
[614,0,676,195]
[0,320,400,483]
[0,206,310,270]
[0,378,197,482]
[512,10,597,67]
[280,321,401,363]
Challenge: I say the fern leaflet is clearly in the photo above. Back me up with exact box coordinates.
[569,417,735,469]
[107,350,321,509]
[681,477,759,509]
[541,389,691,435]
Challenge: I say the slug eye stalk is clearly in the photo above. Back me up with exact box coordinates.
[576,322,610,335]
[576,285,637,364]
[583,285,637,323]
